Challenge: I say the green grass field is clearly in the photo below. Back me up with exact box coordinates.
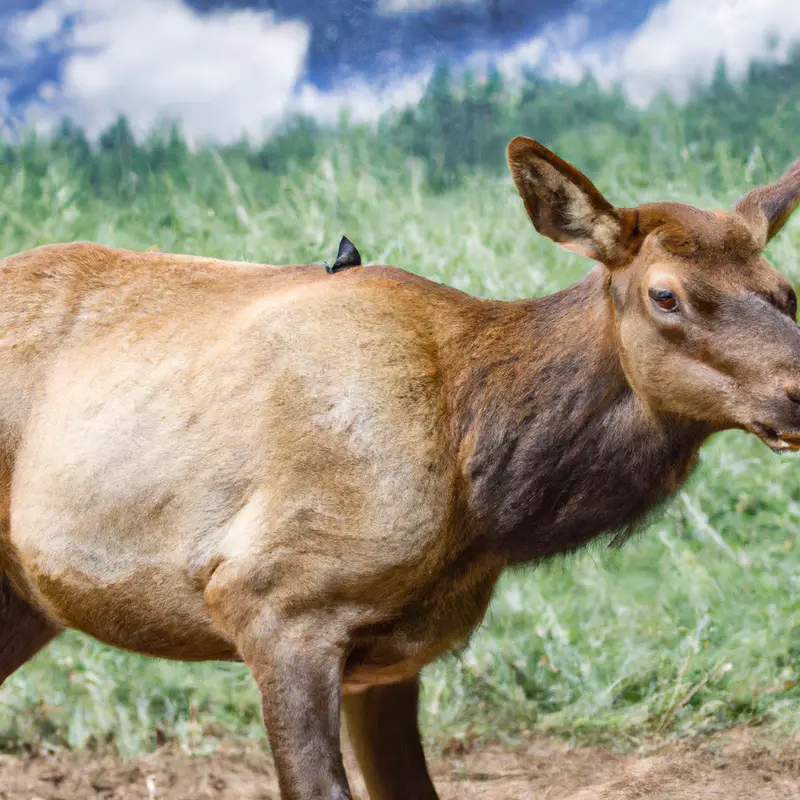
[0,143,798,756]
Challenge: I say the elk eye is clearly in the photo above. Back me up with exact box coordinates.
[649,288,680,313]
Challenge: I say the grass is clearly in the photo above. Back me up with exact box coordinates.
[0,141,798,756]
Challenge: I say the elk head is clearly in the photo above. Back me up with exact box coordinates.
[508,137,800,452]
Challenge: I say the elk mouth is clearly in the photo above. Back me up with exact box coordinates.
[750,423,800,453]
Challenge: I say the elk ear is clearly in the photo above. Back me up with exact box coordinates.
[734,158,800,248]
[507,137,639,266]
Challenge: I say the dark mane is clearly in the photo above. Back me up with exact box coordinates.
[452,269,709,565]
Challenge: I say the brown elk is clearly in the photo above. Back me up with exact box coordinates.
[1,137,800,799]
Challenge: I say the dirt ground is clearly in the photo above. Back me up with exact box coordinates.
[1,726,798,800]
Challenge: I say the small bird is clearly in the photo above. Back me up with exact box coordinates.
[326,236,362,274]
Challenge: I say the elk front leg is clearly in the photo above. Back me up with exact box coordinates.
[0,574,61,685]
[239,613,353,800]
[343,676,439,800]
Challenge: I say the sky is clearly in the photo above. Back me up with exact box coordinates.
[0,0,798,143]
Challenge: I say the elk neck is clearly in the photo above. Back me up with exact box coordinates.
[448,266,711,566]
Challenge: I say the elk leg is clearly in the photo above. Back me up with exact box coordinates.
[343,676,439,800]
[237,613,353,800]
[0,574,61,685]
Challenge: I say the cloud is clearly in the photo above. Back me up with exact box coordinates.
[9,2,67,49]
[11,0,310,142]
[4,0,429,140]
[378,0,482,13]
[493,13,589,81]
[292,71,431,125]
[606,0,800,105]
[499,0,800,107]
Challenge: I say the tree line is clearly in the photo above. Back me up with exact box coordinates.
[3,47,800,200]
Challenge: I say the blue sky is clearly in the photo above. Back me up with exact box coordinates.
[0,0,796,142]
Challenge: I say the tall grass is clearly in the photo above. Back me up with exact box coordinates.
[0,141,798,755]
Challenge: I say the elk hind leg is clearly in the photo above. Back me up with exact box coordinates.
[343,676,439,800]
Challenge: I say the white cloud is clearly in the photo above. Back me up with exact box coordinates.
[607,0,800,105]
[5,0,427,140]
[499,0,800,107]
[13,0,310,142]
[292,71,431,125]
[493,13,589,81]
[9,2,66,48]
[378,0,482,13]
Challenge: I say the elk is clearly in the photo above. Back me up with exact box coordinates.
[1,137,800,800]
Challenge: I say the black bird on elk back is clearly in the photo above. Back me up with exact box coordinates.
[326,236,361,274]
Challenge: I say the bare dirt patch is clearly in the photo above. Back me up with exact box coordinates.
[1,727,797,799]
